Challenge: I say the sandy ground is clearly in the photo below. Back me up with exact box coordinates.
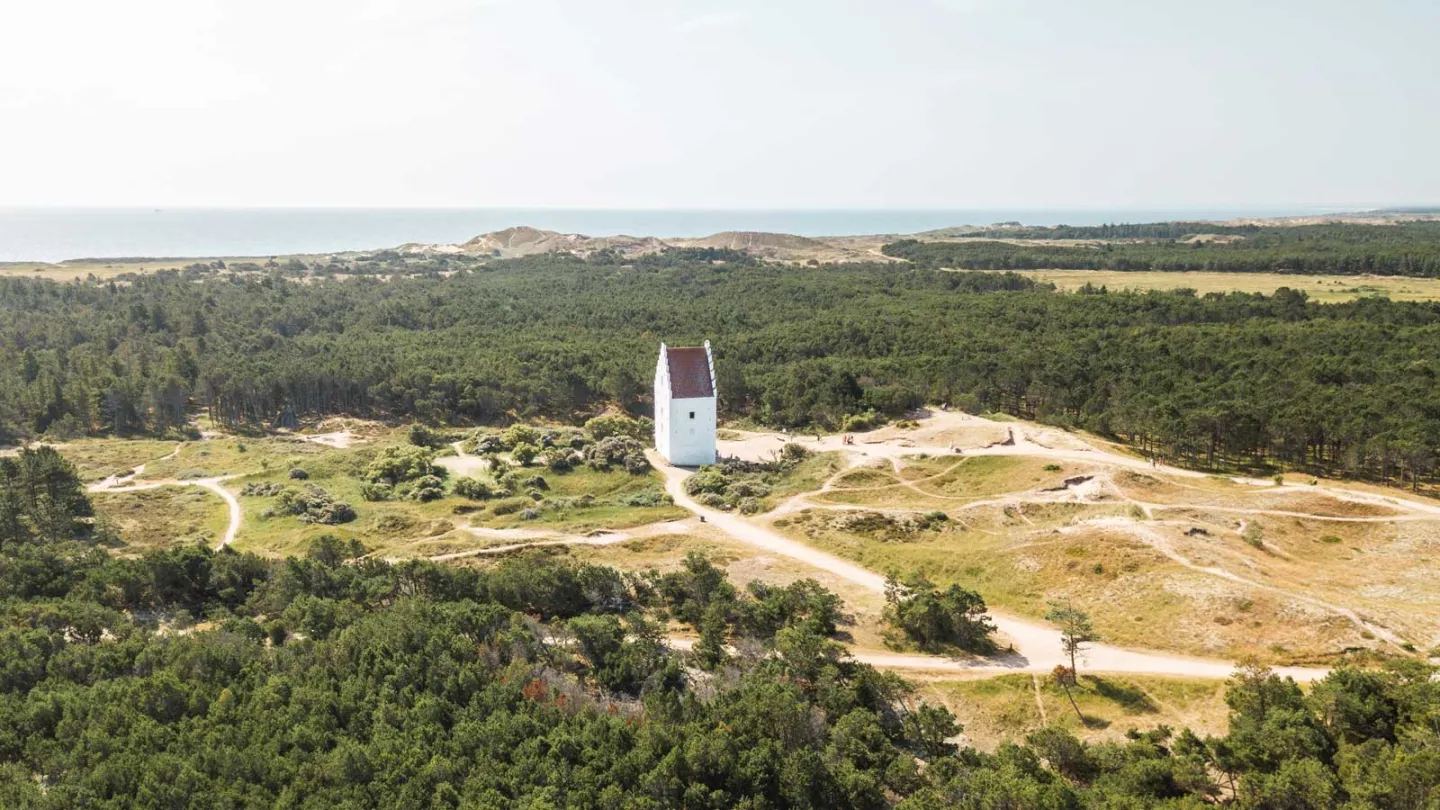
[426,520,695,561]
[644,410,1440,680]
[436,441,491,477]
[648,447,1327,680]
[720,410,1206,480]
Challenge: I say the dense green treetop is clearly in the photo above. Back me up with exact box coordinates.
[2,252,1439,486]
[5,449,1440,808]
[884,221,1440,276]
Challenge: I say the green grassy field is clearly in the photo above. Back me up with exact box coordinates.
[56,430,687,559]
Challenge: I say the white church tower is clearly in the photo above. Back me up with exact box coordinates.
[654,341,717,466]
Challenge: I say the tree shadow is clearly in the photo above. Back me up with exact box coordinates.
[1085,675,1158,714]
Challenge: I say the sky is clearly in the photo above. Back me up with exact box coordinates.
[0,0,1436,209]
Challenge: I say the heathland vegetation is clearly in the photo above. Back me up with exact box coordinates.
[3,252,1439,488]
[9,454,1440,808]
[885,221,1440,276]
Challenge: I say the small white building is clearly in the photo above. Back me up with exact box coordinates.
[654,341,717,466]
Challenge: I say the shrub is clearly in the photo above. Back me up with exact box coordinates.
[452,477,497,500]
[1241,522,1265,549]
[359,483,393,502]
[584,414,651,441]
[408,423,448,449]
[623,452,651,475]
[1043,464,1061,472]
[685,468,730,496]
[365,445,439,486]
[511,443,538,466]
[491,497,530,516]
[544,450,575,473]
[841,410,885,432]
[725,480,770,499]
[619,488,672,507]
[737,496,763,515]
[522,475,549,491]
[288,467,309,480]
[884,571,995,653]
[241,482,285,497]
[503,424,540,448]
[696,492,730,510]
[405,475,446,503]
[779,443,810,463]
[470,433,506,454]
[270,485,356,525]
[585,436,647,472]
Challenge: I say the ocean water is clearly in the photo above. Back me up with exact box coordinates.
[0,206,1345,263]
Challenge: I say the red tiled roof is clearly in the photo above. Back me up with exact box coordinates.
[666,346,713,398]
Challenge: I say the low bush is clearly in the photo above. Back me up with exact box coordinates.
[491,497,530,516]
[618,488,672,507]
[268,485,356,525]
[360,482,394,502]
[452,477,498,500]
[241,481,285,497]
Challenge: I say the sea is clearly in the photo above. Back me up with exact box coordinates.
[0,206,1354,263]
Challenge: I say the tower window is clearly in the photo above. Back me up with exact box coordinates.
[689,411,695,419]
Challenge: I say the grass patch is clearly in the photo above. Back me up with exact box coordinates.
[832,468,900,489]
[93,486,230,551]
[1014,269,1440,303]
[915,456,1073,499]
[921,673,1228,750]
[55,439,182,482]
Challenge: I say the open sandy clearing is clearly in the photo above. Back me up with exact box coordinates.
[650,449,1326,681]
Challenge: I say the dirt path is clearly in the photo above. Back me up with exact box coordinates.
[778,458,1421,649]
[436,441,492,478]
[1031,675,1049,724]
[648,451,1326,682]
[425,521,694,561]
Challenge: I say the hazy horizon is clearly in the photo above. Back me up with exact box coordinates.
[3,0,1436,210]
[3,204,1365,263]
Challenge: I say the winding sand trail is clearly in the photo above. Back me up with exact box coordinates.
[426,521,694,562]
[647,449,1327,681]
[1058,516,1404,646]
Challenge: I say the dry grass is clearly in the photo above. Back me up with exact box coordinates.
[0,258,268,282]
[770,445,1440,663]
[52,439,182,482]
[1013,269,1440,302]
[919,674,1229,752]
[93,487,230,551]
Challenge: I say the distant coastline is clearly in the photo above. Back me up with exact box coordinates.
[0,205,1366,263]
